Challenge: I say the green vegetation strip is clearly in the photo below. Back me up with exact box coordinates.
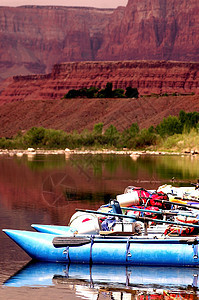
[0,110,199,151]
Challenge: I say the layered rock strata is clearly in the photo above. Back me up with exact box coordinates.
[0,5,115,79]
[0,61,198,104]
[0,0,198,80]
[97,0,199,62]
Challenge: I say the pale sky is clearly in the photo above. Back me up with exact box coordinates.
[0,0,128,8]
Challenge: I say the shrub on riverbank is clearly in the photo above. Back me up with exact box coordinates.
[158,129,199,153]
[0,110,198,151]
[156,111,199,137]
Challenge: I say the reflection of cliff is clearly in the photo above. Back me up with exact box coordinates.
[0,157,93,224]
[1,154,198,221]
[0,155,140,224]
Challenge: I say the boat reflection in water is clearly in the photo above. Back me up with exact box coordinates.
[4,261,199,299]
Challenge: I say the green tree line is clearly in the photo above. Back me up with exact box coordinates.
[63,82,139,99]
[0,110,199,150]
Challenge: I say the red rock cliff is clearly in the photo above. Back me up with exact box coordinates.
[0,6,114,80]
[0,1,198,81]
[0,60,198,104]
[97,0,199,62]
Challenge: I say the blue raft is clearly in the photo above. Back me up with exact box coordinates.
[31,224,75,235]
[2,229,199,266]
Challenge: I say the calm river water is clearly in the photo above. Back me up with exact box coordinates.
[0,153,199,299]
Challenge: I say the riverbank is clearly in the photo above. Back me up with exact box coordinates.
[0,148,196,157]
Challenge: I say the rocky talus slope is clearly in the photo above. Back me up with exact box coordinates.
[0,94,199,138]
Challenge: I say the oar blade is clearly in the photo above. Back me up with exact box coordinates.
[52,236,91,248]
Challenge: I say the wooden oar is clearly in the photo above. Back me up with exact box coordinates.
[121,207,174,215]
[172,196,199,204]
[154,199,199,210]
[76,209,199,228]
[53,235,199,248]
[121,206,198,217]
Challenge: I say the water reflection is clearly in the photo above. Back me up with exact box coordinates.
[1,154,199,299]
[1,154,199,211]
[15,153,199,184]
[4,262,199,299]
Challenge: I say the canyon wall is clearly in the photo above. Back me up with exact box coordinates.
[97,0,199,62]
[0,0,198,81]
[0,6,115,80]
[0,61,198,104]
